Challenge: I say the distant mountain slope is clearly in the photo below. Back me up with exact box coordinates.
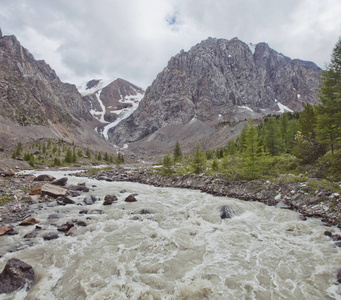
[78,78,144,139]
[108,37,321,155]
[0,32,111,151]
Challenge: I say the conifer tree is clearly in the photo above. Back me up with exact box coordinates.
[191,143,206,174]
[173,141,183,163]
[162,152,173,174]
[316,37,341,154]
[242,120,259,177]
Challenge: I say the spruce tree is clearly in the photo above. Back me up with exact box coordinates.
[242,120,259,178]
[316,37,341,154]
[173,141,183,163]
[191,143,206,174]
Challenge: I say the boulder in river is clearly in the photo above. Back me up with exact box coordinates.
[337,268,341,283]
[220,205,234,219]
[41,184,68,198]
[20,217,40,226]
[34,174,55,182]
[83,195,97,205]
[0,225,13,236]
[56,196,75,206]
[103,195,118,205]
[51,177,68,186]
[125,195,137,202]
[43,232,59,240]
[0,258,35,294]
[24,226,42,238]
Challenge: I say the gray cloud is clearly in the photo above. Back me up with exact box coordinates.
[1,0,341,88]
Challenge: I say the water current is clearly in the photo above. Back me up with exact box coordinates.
[0,170,340,299]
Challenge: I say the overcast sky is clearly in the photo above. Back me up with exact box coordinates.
[1,0,341,89]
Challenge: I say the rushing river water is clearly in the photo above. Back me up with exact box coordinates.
[0,170,341,300]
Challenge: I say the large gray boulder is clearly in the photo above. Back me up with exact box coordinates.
[0,258,35,294]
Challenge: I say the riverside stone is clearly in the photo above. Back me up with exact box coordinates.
[20,217,39,226]
[83,195,97,205]
[0,258,35,294]
[41,184,67,198]
[51,177,68,186]
[34,174,55,182]
[103,194,118,205]
[43,232,59,240]
[125,195,137,202]
[0,225,13,236]
[220,205,234,219]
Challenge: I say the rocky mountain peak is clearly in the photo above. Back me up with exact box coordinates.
[108,37,321,155]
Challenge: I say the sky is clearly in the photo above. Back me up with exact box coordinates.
[1,0,341,89]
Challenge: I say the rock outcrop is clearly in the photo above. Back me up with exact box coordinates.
[109,37,321,155]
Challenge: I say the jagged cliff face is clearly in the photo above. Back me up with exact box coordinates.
[0,34,92,126]
[0,33,112,151]
[109,37,321,152]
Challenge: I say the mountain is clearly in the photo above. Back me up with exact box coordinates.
[0,32,111,151]
[78,78,144,139]
[108,37,321,156]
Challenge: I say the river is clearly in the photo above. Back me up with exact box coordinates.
[0,170,340,299]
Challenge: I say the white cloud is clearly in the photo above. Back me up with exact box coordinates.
[1,0,341,88]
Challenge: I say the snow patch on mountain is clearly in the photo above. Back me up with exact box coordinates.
[77,79,117,96]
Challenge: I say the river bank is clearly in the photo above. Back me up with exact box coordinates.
[81,165,341,229]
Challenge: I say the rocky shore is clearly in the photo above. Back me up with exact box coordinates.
[82,166,341,229]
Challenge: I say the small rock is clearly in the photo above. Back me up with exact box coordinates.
[324,231,332,236]
[29,187,42,196]
[47,214,59,220]
[24,226,42,238]
[335,242,341,247]
[120,189,127,193]
[0,258,35,294]
[76,220,87,227]
[20,217,39,226]
[65,227,77,236]
[51,177,68,186]
[337,268,341,284]
[0,225,13,236]
[275,194,281,201]
[298,215,307,221]
[69,190,81,197]
[34,174,55,182]
[79,209,88,214]
[83,195,97,205]
[56,196,75,206]
[220,205,234,219]
[125,195,137,202]
[103,195,118,205]
[57,222,74,232]
[139,209,153,214]
[43,232,59,240]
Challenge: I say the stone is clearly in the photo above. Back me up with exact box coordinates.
[0,258,35,294]
[65,227,77,236]
[24,226,42,238]
[43,232,59,240]
[298,215,307,221]
[29,187,42,195]
[103,194,118,205]
[47,214,59,220]
[34,174,55,182]
[69,190,81,197]
[274,194,281,201]
[57,222,74,232]
[56,196,75,206]
[20,217,39,226]
[83,195,97,205]
[125,195,137,202]
[69,185,89,192]
[51,177,68,186]
[139,209,153,214]
[41,184,67,198]
[337,268,341,284]
[220,205,234,219]
[120,189,127,193]
[76,220,87,227]
[0,225,13,236]
[79,209,88,214]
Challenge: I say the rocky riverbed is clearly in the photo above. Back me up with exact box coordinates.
[0,165,341,295]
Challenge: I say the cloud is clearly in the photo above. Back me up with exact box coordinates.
[1,0,341,88]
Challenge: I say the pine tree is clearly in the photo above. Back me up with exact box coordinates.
[173,141,183,163]
[162,152,173,174]
[242,120,260,178]
[64,148,73,163]
[264,117,282,156]
[191,143,206,174]
[316,37,341,154]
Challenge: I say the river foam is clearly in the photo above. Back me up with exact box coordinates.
[0,170,340,299]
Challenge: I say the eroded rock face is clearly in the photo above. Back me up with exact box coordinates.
[109,37,321,147]
[0,258,35,294]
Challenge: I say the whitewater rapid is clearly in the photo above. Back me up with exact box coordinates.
[0,170,340,299]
